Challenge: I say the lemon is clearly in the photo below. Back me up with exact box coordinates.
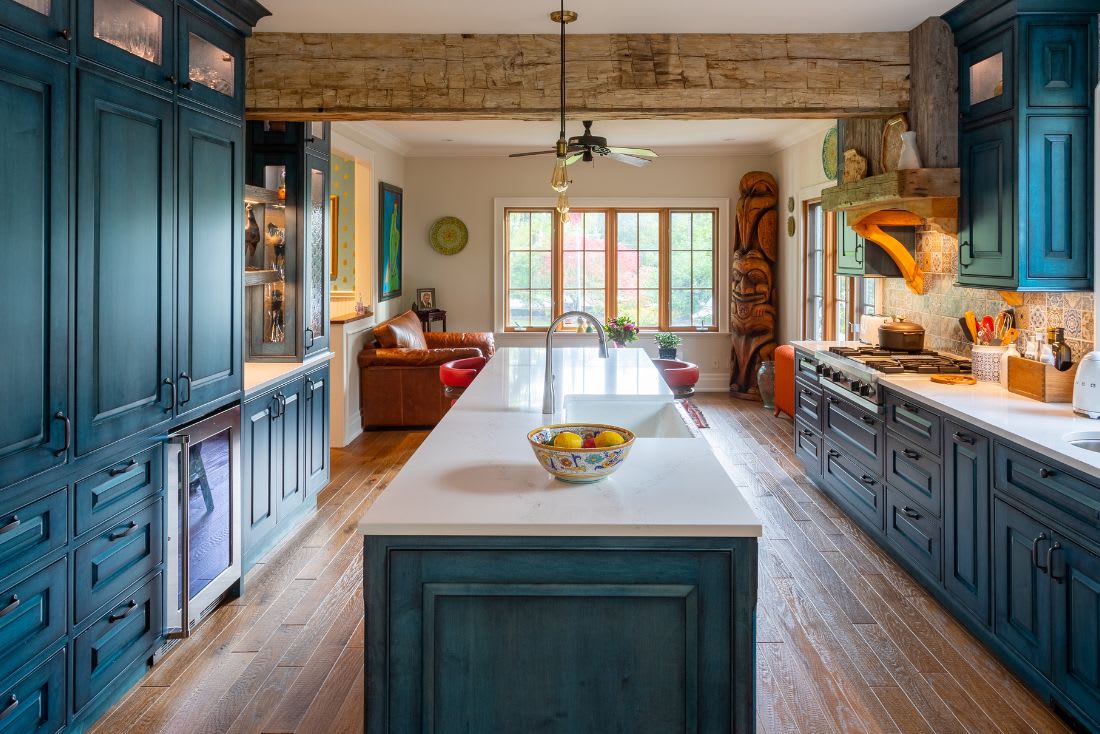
[552,431,583,449]
[594,430,625,448]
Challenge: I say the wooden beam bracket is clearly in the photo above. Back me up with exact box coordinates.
[851,210,926,295]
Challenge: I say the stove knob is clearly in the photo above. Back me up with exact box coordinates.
[850,380,863,393]
[860,384,875,397]
[819,366,832,379]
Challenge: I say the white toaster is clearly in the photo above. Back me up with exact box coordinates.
[859,314,894,346]
[1073,352,1100,418]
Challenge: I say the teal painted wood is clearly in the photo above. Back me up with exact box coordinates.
[242,392,278,556]
[943,422,992,625]
[0,648,66,734]
[823,396,884,476]
[958,117,1017,285]
[303,151,331,356]
[277,381,303,515]
[72,499,162,624]
[1051,532,1100,721]
[72,571,162,715]
[0,487,66,586]
[884,485,942,582]
[884,434,942,518]
[0,38,69,489]
[364,535,757,734]
[884,392,942,456]
[304,121,331,157]
[75,0,176,91]
[822,441,885,532]
[0,0,70,49]
[177,5,246,115]
[993,497,1052,675]
[305,366,329,495]
[835,212,864,276]
[176,105,243,420]
[73,443,162,537]
[75,69,175,456]
[958,25,1015,122]
[0,557,66,687]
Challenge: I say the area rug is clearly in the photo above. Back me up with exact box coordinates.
[679,399,709,429]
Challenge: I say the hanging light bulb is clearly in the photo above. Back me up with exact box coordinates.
[556,191,570,222]
[550,158,570,193]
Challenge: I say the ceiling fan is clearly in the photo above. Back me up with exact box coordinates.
[508,2,658,208]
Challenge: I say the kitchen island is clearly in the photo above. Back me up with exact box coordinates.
[359,347,761,733]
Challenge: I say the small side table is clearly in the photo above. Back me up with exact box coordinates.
[416,308,447,332]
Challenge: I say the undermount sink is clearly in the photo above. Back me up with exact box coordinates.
[1064,431,1100,453]
[562,396,697,439]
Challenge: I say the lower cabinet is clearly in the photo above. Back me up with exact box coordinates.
[0,649,66,734]
[993,498,1053,674]
[305,367,330,495]
[1052,534,1100,717]
[944,421,992,623]
[884,485,942,582]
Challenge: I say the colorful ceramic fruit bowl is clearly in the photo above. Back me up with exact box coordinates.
[527,423,636,483]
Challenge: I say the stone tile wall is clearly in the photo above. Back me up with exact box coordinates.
[882,228,1095,359]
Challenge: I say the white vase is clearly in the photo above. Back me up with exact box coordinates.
[897,131,922,169]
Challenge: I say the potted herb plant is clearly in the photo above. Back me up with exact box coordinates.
[605,315,639,348]
[654,332,682,359]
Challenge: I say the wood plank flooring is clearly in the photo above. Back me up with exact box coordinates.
[91,394,1071,733]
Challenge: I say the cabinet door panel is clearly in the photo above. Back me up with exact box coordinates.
[835,212,864,276]
[303,152,330,355]
[944,423,991,624]
[0,42,68,486]
[242,395,278,551]
[0,649,66,734]
[1052,535,1100,715]
[278,387,303,511]
[993,499,1051,674]
[959,26,1014,121]
[176,106,242,418]
[76,0,175,89]
[1024,114,1090,286]
[823,394,884,476]
[0,0,70,49]
[305,368,329,494]
[1027,22,1092,108]
[959,118,1016,285]
[75,70,174,454]
[178,7,244,115]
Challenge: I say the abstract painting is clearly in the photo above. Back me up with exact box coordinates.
[378,182,403,302]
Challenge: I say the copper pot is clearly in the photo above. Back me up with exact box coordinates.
[878,319,925,352]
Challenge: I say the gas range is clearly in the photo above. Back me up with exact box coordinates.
[812,346,971,413]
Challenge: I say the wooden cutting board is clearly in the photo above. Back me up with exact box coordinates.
[930,374,977,385]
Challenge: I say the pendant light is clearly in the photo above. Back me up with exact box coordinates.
[549,1,576,220]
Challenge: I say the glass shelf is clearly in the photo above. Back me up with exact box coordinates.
[188,32,234,97]
[249,164,289,348]
[93,0,162,64]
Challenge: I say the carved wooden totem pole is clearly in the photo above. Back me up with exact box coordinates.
[730,171,778,399]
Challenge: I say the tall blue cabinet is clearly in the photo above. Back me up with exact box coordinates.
[946,0,1100,291]
[0,0,268,730]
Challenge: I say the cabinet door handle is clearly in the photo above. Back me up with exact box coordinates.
[0,694,17,722]
[163,377,176,413]
[902,448,921,459]
[1039,467,1055,479]
[860,415,877,425]
[109,520,139,541]
[306,377,315,398]
[800,387,814,396]
[0,595,19,618]
[305,328,315,349]
[0,516,19,535]
[108,599,139,623]
[270,394,282,419]
[960,240,973,266]
[109,459,139,477]
[902,402,919,412]
[179,372,192,406]
[180,80,193,90]
[800,429,814,438]
[53,411,70,457]
[278,393,287,414]
[1032,532,1049,571]
[854,241,864,265]
[1048,542,1064,582]
[953,431,974,445]
[828,449,841,458]
[902,506,921,519]
[167,74,178,85]
[826,396,839,405]
[860,474,876,485]
[58,27,72,41]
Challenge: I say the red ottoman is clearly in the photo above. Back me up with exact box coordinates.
[652,358,700,398]
[440,357,488,402]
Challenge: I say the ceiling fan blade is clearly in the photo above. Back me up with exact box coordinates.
[606,152,652,167]
[508,150,557,158]
[607,147,659,157]
[564,153,584,165]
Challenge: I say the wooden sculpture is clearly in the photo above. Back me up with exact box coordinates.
[730,171,779,399]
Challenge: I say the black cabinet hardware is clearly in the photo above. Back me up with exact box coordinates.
[861,415,877,425]
[800,429,814,438]
[109,520,139,541]
[903,449,921,459]
[1032,532,1049,571]
[179,372,192,405]
[306,377,315,398]
[1048,542,1063,582]
[860,474,876,485]
[180,81,193,90]
[54,411,70,456]
[828,449,841,458]
[0,694,17,722]
[827,396,839,404]
[58,28,72,41]
[953,431,975,445]
[903,506,921,519]
[902,402,919,412]
[109,459,139,477]
[801,387,814,396]
[163,377,176,413]
[271,393,283,419]
[108,599,139,623]
[1039,467,1055,479]
[0,516,18,535]
[305,328,315,349]
[0,595,19,618]
[167,74,177,85]
[960,240,973,266]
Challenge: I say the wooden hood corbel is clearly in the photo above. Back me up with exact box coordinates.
[851,210,926,295]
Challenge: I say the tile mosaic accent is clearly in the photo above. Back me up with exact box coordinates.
[882,228,1095,359]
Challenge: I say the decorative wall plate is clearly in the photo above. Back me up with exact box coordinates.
[429,216,468,255]
[881,114,910,173]
[822,127,839,181]
[787,196,795,213]
[787,216,796,237]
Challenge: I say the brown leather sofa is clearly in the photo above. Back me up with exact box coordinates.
[358,310,495,428]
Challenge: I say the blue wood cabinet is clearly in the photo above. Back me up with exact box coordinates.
[835,212,864,275]
[0,648,66,734]
[277,381,304,515]
[305,366,329,495]
[242,391,278,553]
[958,118,1016,283]
[0,558,66,687]
[0,38,70,488]
[943,421,991,624]
[993,498,1052,674]
[0,0,71,50]
[0,487,66,586]
[177,5,245,114]
[76,0,177,91]
[1052,533,1100,719]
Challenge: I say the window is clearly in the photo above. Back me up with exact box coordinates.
[803,202,827,340]
[504,207,718,331]
[802,201,881,341]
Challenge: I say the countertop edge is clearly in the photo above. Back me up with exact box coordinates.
[243,351,335,397]
[358,522,764,538]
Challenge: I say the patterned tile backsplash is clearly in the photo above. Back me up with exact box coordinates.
[882,228,1095,359]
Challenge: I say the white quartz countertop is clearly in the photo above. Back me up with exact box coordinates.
[244,351,334,396]
[358,347,763,538]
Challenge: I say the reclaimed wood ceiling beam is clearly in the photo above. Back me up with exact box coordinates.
[245,32,910,120]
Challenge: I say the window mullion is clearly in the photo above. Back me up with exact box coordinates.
[606,209,616,324]
[658,209,670,331]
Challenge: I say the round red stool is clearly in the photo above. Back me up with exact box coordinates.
[652,358,700,398]
[440,357,488,402]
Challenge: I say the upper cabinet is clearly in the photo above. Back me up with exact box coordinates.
[0,0,71,48]
[78,0,177,90]
[947,3,1098,291]
[178,5,245,113]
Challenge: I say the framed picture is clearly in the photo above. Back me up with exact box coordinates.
[416,288,436,311]
[378,182,403,302]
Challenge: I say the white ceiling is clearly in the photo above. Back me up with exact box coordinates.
[336,119,834,157]
[256,0,958,34]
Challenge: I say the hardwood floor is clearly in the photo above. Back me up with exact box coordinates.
[91,394,1071,734]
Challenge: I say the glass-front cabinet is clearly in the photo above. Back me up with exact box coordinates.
[78,0,175,88]
[246,122,331,361]
[179,6,244,112]
[0,0,70,48]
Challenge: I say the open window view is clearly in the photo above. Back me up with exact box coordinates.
[8,0,1100,731]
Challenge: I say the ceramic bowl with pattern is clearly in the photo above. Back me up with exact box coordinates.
[527,424,636,483]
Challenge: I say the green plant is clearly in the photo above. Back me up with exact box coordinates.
[653,332,682,349]
[604,315,639,345]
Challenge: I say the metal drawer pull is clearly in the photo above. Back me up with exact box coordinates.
[109,459,139,477]
[902,402,919,412]
[902,449,921,459]
[0,595,19,618]
[108,599,139,623]
[953,431,975,445]
[306,377,316,398]
[1039,467,1055,479]
[163,377,176,413]
[0,694,17,722]
[1032,532,1049,571]
[179,372,192,406]
[0,516,19,535]
[1048,542,1064,582]
[54,412,70,457]
[826,396,839,405]
[800,429,814,438]
[109,521,139,541]
[902,506,921,519]
[860,474,876,485]
[828,449,841,458]
[860,415,877,425]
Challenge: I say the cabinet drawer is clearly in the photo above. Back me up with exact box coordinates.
[884,434,942,518]
[0,648,65,734]
[824,441,884,531]
[795,379,823,430]
[74,445,162,536]
[73,500,162,624]
[0,558,66,686]
[994,443,1100,542]
[795,350,819,381]
[73,572,161,714]
[823,393,884,476]
[0,487,66,586]
[885,485,942,581]
[794,419,822,475]
[884,391,942,456]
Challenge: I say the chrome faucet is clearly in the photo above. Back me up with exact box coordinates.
[543,311,609,414]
